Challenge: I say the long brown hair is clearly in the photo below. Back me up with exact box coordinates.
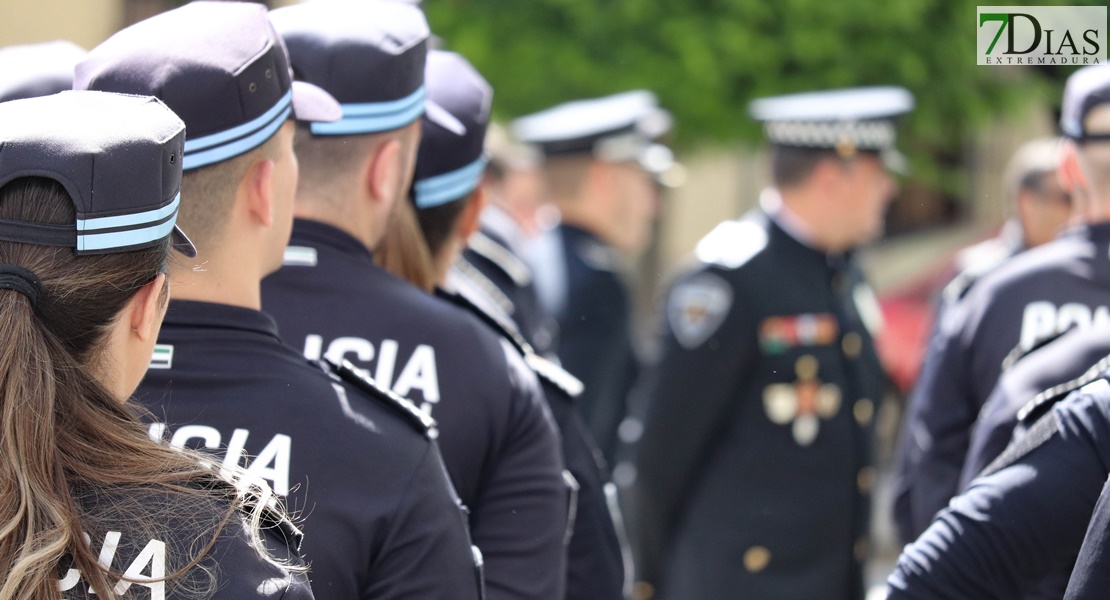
[375,197,437,292]
[0,177,252,599]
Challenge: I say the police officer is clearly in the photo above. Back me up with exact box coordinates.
[512,92,674,465]
[261,3,569,598]
[887,63,1110,599]
[1065,475,1110,599]
[0,90,313,598]
[74,4,483,599]
[894,66,1110,544]
[398,49,629,600]
[0,40,85,102]
[632,87,910,599]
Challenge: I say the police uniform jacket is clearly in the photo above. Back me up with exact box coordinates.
[1065,475,1110,600]
[556,224,639,466]
[62,480,313,599]
[633,209,882,600]
[135,300,481,600]
[888,371,1110,599]
[262,219,569,600]
[961,325,1110,487]
[896,223,1110,542]
[439,265,628,600]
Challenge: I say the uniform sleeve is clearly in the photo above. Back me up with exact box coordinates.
[364,441,483,600]
[470,340,568,600]
[1065,475,1110,600]
[887,387,1110,599]
[631,268,754,588]
[893,296,981,543]
[960,381,1023,487]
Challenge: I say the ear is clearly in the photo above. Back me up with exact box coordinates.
[457,185,489,242]
[242,158,277,228]
[1058,141,1089,194]
[128,273,168,343]
[365,138,402,206]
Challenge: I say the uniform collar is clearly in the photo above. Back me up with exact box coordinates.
[1061,220,1110,242]
[162,299,281,341]
[289,218,375,262]
[760,187,852,268]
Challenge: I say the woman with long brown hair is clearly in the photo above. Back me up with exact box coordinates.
[0,91,312,599]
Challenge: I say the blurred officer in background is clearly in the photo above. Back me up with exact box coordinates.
[0,89,313,599]
[261,3,570,598]
[893,68,1110,544]
[888,63,1110,599]
[386,48,629,600]
[0,40,85,102]
[75,3,483,598]
[632,87,911,600]
[513,92,675,465]
[940,137,1069,310]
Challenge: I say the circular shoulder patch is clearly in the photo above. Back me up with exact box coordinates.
[667,272,734,349]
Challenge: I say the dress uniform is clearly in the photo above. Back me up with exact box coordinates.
[632,87,911,599]
[961,324,1110,486]
[895,71,1110,544]
[1064,475,1110,599]
[76,4,482,598]
[265,5,569,599]
[406,49,628,599]
[0,40,85,102]
[512,92,675,465]
[0,90,310,598]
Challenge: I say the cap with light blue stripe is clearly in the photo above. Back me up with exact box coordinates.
[413,157,487,209]
[183,90,294,170]
[311,86,426,136]
[76,192,181,253]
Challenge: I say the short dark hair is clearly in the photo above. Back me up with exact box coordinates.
[770,145,842,188]
[414,193,473,256]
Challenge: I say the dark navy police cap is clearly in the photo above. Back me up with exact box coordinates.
[270,0,430,136]
[0,41,86,103]
[74,1,341,172]
[749,86,914,172]
[411,51,493,209]
[1061,65,1110,142]
[0,91,195,257]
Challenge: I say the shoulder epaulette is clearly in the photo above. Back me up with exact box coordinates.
[525,353,584,398]
[456,257,516,317]
[468,231,533,286]
[1017,353,1110,425]
[320,357,438,438]
[694,218,768,270]
[1000,326,1076,373]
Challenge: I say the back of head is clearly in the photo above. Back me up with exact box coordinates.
[1061,65,1110,206]
[1003,138,1063,201]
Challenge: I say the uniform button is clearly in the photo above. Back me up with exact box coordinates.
[857,466,876,494]
[842,332,862,359]
[743,546,772,573]
[853,398,874,426]
[632,582,655,600]
[795,354,819,380]
[854,537,870,562]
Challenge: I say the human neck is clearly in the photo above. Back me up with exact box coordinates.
[170,245,263,310]
[555,196,611,244]
[294,187,376,252]
[775,187,847,253]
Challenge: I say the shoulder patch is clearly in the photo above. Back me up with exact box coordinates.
[1017,354,1110,425]
[283,245,318,267]
[694,219,768,269]
[667,271,734,349]
[525,353,585,398]
[321,357,438,438]
[148,344,173,370]
[468,231,533,286]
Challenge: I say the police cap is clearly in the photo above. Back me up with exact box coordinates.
[1061,65,1110,142]
[0,41,86,103]
[411,51,493,209]
[0,91,194,257]
[74,1,341,172]
[270,0,431,136]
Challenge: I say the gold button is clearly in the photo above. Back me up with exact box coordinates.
[857,467,876,494]
[744,546,772,573]
[795,355,819,380]
[854,537,870,561]
[842,332,862,359]
[632,582,655,600]
[853,398,874,426]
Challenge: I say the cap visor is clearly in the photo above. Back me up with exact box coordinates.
[291,80,342,123]
[171,225,197,258]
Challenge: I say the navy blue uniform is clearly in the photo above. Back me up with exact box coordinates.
[1065,475,1110,600]
[135,300,481,600]
[262,219,568,600]
[633,211,881,600]
[556,224,638,466]
[62,480,314,599]
[888,373,1110,599]
[439,265,629,600]
[896,223,1110,542]
[961,326,1110,486]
